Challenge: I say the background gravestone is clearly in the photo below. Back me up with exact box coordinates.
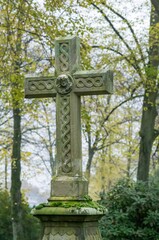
[25,35,113,240]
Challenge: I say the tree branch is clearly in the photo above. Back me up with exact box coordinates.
[91,3,144,78]
[103,94,143,123]
[92,45,142,76]
[103,3,146,68]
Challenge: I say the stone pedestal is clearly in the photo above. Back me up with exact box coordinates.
[32,204,104,240]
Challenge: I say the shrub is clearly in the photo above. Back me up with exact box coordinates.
[0,190,41,240]
[0,190,12,240]
[99,179,159,240]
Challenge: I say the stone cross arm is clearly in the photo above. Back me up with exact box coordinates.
[73,69,113,96]
[25,69,113,98]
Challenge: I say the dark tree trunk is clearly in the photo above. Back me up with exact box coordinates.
[9,1,26,237]
[137,92,157,181]
[11,107,24,240]
[5,155,8,190]
[85,148,95,183]
[85,131,95,182]
[137,2,159,181]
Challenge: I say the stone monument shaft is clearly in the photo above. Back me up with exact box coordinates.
[25,36,113,199]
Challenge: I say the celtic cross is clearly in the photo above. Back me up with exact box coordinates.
[25,36,113,200]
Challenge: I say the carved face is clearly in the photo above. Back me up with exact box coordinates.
[59,75,68,87]
[56,74,73,95]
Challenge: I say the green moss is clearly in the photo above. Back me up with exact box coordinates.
[83,195,92,201]
[35,198,104,211]
[35,203,45,210]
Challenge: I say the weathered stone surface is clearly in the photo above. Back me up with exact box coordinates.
[32,206,105,216]
[73,70,113,95]
[33,206,104,240]
[41,226,102,240]
[50,176,88,199]
[25,76,56,98]
[25,35,113,239]
[25,35,113,200]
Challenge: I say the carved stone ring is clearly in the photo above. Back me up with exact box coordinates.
[56,74,73,95]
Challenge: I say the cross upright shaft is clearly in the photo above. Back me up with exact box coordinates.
[25,36,113,200]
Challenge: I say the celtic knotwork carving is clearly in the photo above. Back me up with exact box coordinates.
[28,80,55,91]
[75,77,103,88]
[56,74,73,95]
[59,43,69,72]
[60,95,72,173]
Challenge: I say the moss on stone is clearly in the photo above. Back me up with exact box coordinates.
[35,198,104,211]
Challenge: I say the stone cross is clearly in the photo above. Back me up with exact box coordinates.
[25,36,113,200]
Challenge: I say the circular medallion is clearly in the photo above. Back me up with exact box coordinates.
[56,74,73,95]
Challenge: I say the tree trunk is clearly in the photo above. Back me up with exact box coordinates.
[85,148,95,183]
[137,92,157,181]
[137,2,159,181]
[9,1,26,237]
[85,131,95,182]
[5,155,8,190]
[127,112,133,179]
[11,107,24,240]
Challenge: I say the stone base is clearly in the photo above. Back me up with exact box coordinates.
[32,205,104,240]
[50,176,88,200]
